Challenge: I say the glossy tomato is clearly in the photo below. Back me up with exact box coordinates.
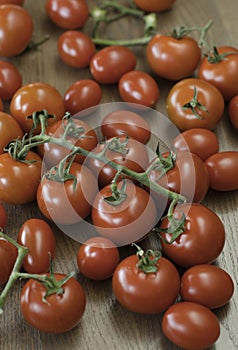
[159,203,225,267]
[0,4,33,57]
[228,94,238,129]
[20,274,86,333]
[0,112,23,154]
[90,46,137,84]
[133,0,176,12]
[17,219,56,274]
[180,264,234,309]
[205,151,238,191]
[77,237,120,280]
[0,238,17,285]
[162,302,220,350]
[46,0,89,29]
[198,46,238,101]
[0,60,22,100]
[166,78,225,130]
[58,30,96,68]
[147,34,201,81]
[0,203,7,228]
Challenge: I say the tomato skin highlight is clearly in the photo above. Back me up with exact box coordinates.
[0,239,17,285]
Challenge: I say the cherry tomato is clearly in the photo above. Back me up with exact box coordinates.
[228,94,238,129]
[166,78,225,130]
[10,82,65,134]
[101,110,151,144]
[58,30,96,68]
[0,0,24,4]
[17,219,56,274]
[77,237,120,280]
[91,179,157,246]
[0,151,42,204]
[0,238,17,285]
[180,264,234,309]
[205,151,238,191]
[118,70,160,107]
[172,128,219,161]
[37,162,98,225]
[0,4,33,57]
[147,34,201,81]
[90,46,137,84]
[46,0,89,29]
[64,79,102,115]
[162,302,220,350]
[159,203,225,268]
[0,203,7,228]
[133,0,176,12]
[198,46,238,101]
[0,60,22,100]
[20,274,86,333]
[0,112,23,154]
[112,254,180,313]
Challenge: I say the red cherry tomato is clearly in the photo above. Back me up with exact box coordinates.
[228,94,238,130]
[162,302,220,350]
[90,46,137,84]
[77,237,120,280]
[0,60,22,100]
[133,0,176,12]
[0,112,23,154]
[0,238,17,285]
[0,203,7,228]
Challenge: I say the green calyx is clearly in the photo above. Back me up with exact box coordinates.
[132,243,162,274]
[183,86,208,120]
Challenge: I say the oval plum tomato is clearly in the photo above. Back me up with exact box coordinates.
[0,60,22,100]
[58,30,96,68]
[46,0,89,29]
[101,110,151,144]
[91,179,157,246]
[228,94,238,129]
[159,203,225,268]
[162,302,220,350]
[146,34,201,81]
[0,203,7,228]
[10,82,65,134]
[166,78,225,130]
[0,238,17,285]
[77,237,120,280]
[172,128,219,161]
[90,46,137,84]
[0,0,24,4]
[205,151,238,191]
[20,274,86,333]
[37,118,98,169]
[180,264,234,309]
[64,79,102,115]
[0,4,33,57]
[0,151,42,204]
[17,219,56,274]
[198,46,238,101]
[37,162,98,225]
[118,70,160,107]
[0,112,23,154]
[133,0,176,12]
[112,251,180,313]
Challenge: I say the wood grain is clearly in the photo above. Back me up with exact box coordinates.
[1,0,238,349]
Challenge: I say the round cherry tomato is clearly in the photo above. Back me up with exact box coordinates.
[133,0,176,12]
[90,46,137,84]
[159,203,225,268]
[0,151,42,204]
[0,112,23,154]
[91,179,157,246]
[37,162,98,225]
[180,264,234,309]
[64,79,102,115]
[0,60,22,100]
[101,110,151,144]
[17,219,56,274]
[0,203,7,228]
[0,238,17,285]
[147,34,201,81]
[0,0,24,4]
[112,253,180,313]
[58,30,96,68]
[118,70,160,107]
[0,4,33,57]
[46,0,89,29]
[77,236,120,280]
[10,82,65,134]
[20,274,86,333]
[198,46,238,101]
[172,128,219,161]
[228,94,238,129]
[205,151,238,191]
[162,302,220,350]
[166,78,225,130]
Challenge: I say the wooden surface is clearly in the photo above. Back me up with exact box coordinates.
[1,0,238,349]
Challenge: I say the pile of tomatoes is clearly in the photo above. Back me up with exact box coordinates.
[0,0,238,349]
